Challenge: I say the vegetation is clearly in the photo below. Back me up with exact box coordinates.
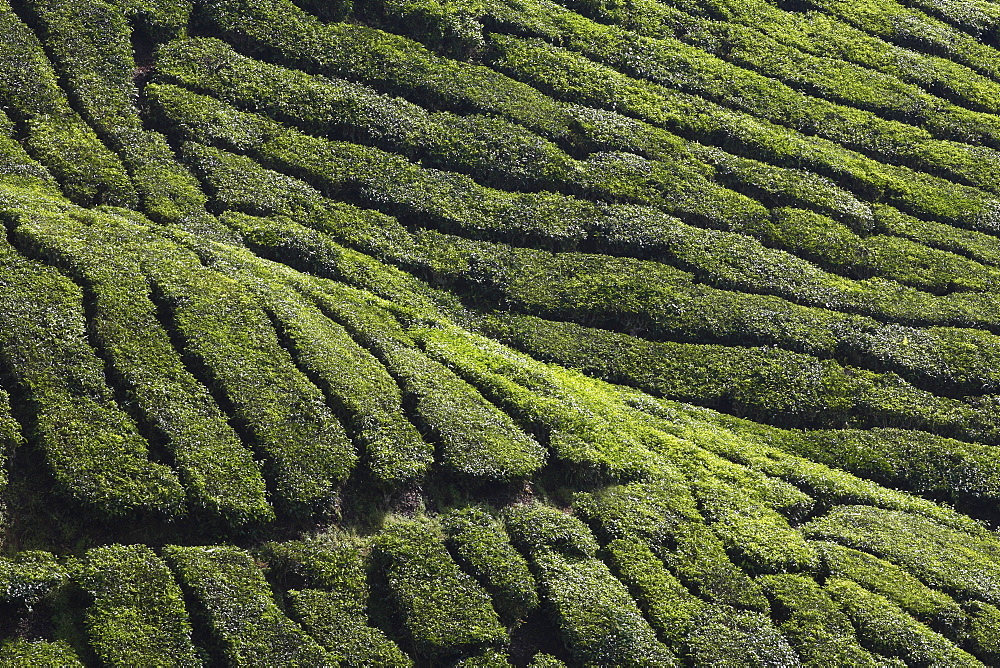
[1,0,1000,664]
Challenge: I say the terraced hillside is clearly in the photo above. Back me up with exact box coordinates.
[4,0,1000,664]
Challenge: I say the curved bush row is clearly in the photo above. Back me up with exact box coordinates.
[22,0,231,240]
[151,85,1000,341]
[365,0,1000,196]
[0,225,184,517]
[163,544,331,665]
[488,34,1000,233]
[801,0,1000,80]
[12,205,273,526]
[73,544,200,667]
[262,538,412,666]
[0,0,135,207]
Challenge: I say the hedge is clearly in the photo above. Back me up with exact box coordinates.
[23,0,229,238]
[603,538,705,646]
[156,37,577,192]
[803,0,1000,81]
[804,506,1000,605]
[814,540,966,638]
[692,477,818,575]
[453,648,513,667]
[966,601,1000,665]
[136,228,356,512]
[682,604,802,667]
[0,235,184,517]
[14,209,273,526]
[442,506,539,622]
[288,589,413,667]
[0,551,65,604]
[758,574,882,666]
[0,388,22,492]
[528,654,567,667]
[193,243,431,485]
[262,536,411,664]
[778,428,1000,504]
[825,577,982,666]
[572,480,768,611]
[0,0,137,208]
[75,544,200,667]
[0,640,84,667]
[480,312,986,436]
[163,544,331,665]
[198,0,573,138]
[374,0,1000,194]
[372,518,507,659]
[417,325,659,479]
[488,33,1000,234]
[152,82,1000,344]
[531,548,677,666]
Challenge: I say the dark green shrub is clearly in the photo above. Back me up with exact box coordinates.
[825,577,980,666]
[814,540,966,638]
[528,654,566,667]
[604,538,704,645]
[532,548,677,667]
[453,648,512,667]
[501,503,598,558]
[758,573,885,666]
[442,506,539,622]
[0,236,183,517]
[198,0,573,138]
[138,229,356,511]
[0,640,84,666]
[0,0,137,208]
[163,544,331,665]
[264,538,413,665]
[682,604,801,667]
[804,506,1000,605]
[75,544,200,667]
[572,480,767,610]
[372,518,507,659]
[288,589,413,667]
[0,551,65,604]
[966,601,1000,665]
[14,208,273,526]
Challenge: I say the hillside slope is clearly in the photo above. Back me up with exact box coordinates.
[3,0,1000,664]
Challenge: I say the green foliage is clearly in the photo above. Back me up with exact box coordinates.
[682,605,802,667]
[966,601,1000,665]
[532,548,677,666]
[373,518,507,659]
[0,236,184,517]
[75,544,199,667]
[288,589,413,667]
[572,479,768,610]
[814,540,966,637]
[501,503,598,558]
[264,538,413,665]
[603,538,704,645]
[825,577,981,666]
[24,0,226,237]
[163,544,331,666]
[139,229,357,511]
[0,0,136,207]
[758,573,884,666]
[441,506,539,622]
[0,640,84,666]
[805,506,1000,605]
[14,208,272,526]
[0,551,65,604]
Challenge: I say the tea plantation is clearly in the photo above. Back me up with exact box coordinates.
[3,0,1000,664]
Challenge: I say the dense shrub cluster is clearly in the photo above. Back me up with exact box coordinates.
[0,0,999,663]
